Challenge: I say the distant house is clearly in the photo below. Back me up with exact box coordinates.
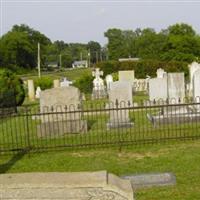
[47,61,59,68]
[72,60,88,68]
[118,58,140,62]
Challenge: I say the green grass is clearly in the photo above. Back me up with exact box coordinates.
[20,68,92,81]
[1,140,200,199]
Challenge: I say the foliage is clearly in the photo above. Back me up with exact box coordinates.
[73,74,93,94]
[0,69,25,107]
[34,77,53,90]
[97,60,189,79]
[104,23,200,62]
[0,24,51,69]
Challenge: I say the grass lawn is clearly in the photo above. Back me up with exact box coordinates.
[0,140,200,200]
[19,68,92,81]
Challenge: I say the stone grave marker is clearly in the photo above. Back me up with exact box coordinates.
[105,74,113,91]
[35,86,41,99]
[149,77,168,102]
[27,80,35,101]
[156,68,166,78]
[167,73,185,103]
[107,81,134,129]
[92,68,106,99]
[189,62,200,96]
[0,171,134,200]
[119,70,135,84]
[38,86,87,137]
[53,79,60,88]
[60,77,72,87]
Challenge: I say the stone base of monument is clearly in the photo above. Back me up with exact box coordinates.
[0,171,134,200]
[107,120,134,129]
[37,120,87,137]
[147,112,200,127]
[92,89,107,100]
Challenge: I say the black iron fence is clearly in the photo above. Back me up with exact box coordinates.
[1,99,200,154]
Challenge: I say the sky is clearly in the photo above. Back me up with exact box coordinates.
[1,0,200,45]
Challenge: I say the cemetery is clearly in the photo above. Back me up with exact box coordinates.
[1,9,200,199]
[1,62,200,153]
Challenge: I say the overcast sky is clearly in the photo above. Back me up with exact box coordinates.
[1,0,200,45]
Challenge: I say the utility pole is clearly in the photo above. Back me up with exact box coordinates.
[59,54,62,69]
[88,50,91,67]
[80,52,83,61]
[96,51,98,63]
[37,43,41,78]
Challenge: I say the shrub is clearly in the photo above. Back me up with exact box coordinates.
[0,69,25,107]
[73,75,93,94]
[97,59,189,80]
[34,77,53,90]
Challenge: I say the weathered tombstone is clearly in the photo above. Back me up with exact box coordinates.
[134,79,148,92]
[38,86,87,137]
[188,62,200,96]
[53,79,60,88]
[105,74,113,90]
[27,80,35,101]
[107,81,133,129]
[60,77,72,87]
[156,68,166,78]
[92,68,106,99]
[193,69,200,100]
[35,86,41,99]
[149,77,168,102]
[193,69,200,112]
[0,171,134,200]
[167,73,185,103]
[119,70,135,83]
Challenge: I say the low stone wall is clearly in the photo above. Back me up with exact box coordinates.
[0,171,134,200]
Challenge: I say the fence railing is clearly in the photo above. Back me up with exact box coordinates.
[1,99,200,154]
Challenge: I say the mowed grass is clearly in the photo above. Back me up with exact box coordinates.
[0,140,200,200]
[20,68,92,81]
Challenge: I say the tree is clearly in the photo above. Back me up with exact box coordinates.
[87,41,101,63]
[0,69,25,107]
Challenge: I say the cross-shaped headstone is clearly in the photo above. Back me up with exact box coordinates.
[92,68,103,79]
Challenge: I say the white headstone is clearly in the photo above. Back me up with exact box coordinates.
[92,68,106,99]
[53,79,60,88]
[107,81,133,128]
[39,86,87,136]
[27,80,35,101]
[167,73,185,103]
[60,77,72,87]
[119,70,135,83]
[105,74,113,90]
[35,86,41,99]
[193,69,200,101]
[188,62,200,96]
[156,68,166,78]
[149,78,168,101]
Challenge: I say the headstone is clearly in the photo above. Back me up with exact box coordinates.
[92,68,106,99]
[156,68,166,78]
[123,172,176,189]
[189,62,200,96]
[134,79,148,92]
[0,171,134,200]
[149,77,168,102]
[27,80,35,101]
[105,74,113,90]
[38,86,87,137]
[167,73,185,103]
[107,81,134,129]
[53,79,60,88]
[119,70,135,84]
[193,69,200,109]
[35,86,41,99]
[60,77,72,87]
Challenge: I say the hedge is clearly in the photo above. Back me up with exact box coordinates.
[96,59,189,79]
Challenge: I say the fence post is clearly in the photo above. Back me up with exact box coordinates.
[25,106,31,153]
